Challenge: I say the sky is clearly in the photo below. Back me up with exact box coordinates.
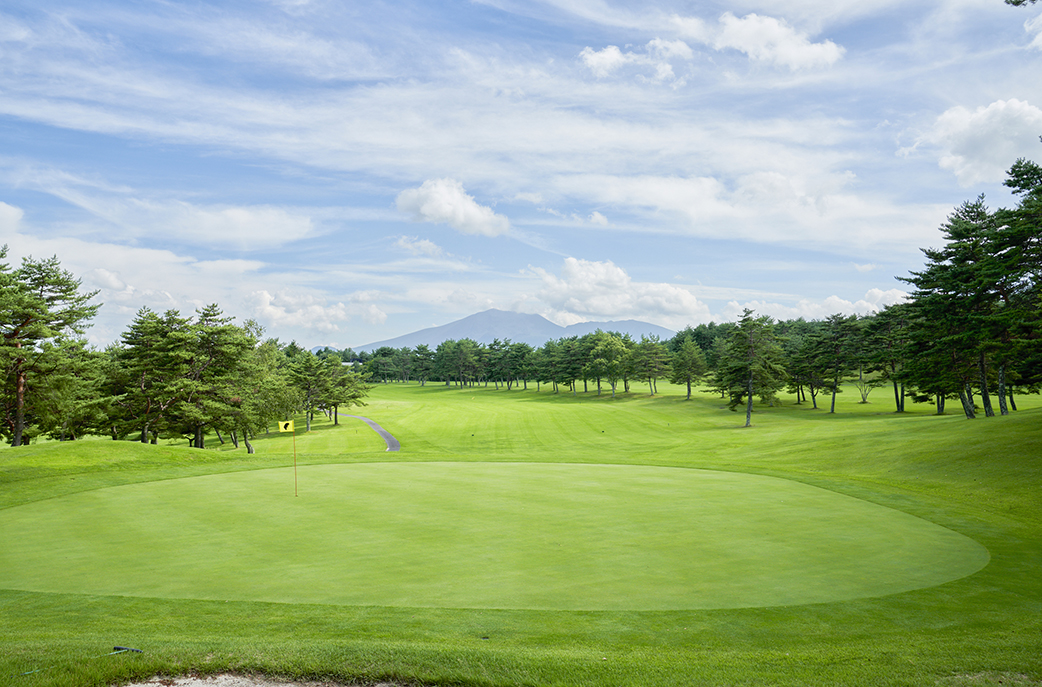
[2,0,1042,350]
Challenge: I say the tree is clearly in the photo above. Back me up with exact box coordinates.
[900,197,1008,419]
[32,338,106,441]
[864,304,913,413]
[668,336,707,400]
[288,350,326,432]
[779,319,828,409]
[717,310,787,427]
[631,335,672,395]
[230,337,298,453]
[586,332,627,398]
[809,313,859,414]
[1,248,100,446]
[111,308,193,443]
[322,354,373,424]
[413,344,435,386]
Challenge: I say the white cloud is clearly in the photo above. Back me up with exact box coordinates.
[532,257,711,327]
[1026,12,1042,50]
[5,166,317,248]
[712,12,845,70]
[579,38,693,82]
[396,179,510,237]
[395,236,445,257]
[721,288,908,322]
[926,99,1042,186]
[579,45,636,78]
[154,202,316,247]
[249,289,387,333]
[0,201,24,239]
[667,11,843,71]
[589,211,608,225]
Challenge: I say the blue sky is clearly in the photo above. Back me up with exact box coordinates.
[2,0,1041,350]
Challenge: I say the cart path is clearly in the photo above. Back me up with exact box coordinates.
[344,415,401,452]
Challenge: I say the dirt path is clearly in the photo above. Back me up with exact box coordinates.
[344,415,400,451]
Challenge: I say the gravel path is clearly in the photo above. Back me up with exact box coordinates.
[343,415,400,451]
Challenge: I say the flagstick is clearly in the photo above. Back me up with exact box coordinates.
[293,429,298,497]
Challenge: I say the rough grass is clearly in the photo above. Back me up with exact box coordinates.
[1,383,1040,686]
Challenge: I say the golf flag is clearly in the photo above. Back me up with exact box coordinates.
[279,420,295,433]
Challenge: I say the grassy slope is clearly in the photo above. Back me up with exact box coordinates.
[1,384,1040,686]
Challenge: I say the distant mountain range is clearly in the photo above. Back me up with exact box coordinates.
[350,309,676,353]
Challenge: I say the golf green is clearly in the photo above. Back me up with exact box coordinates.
[0,462,988,610]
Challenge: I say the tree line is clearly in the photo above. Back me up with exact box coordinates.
[350,156,1042,425]
[0,256,371,448]
[2,157,1038,443]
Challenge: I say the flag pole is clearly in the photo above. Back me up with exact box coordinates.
[279,420,298,496]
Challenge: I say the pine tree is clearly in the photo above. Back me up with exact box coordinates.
[0,248,100,446]
[717,309,787,427]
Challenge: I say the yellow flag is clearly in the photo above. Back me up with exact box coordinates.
[279,420,295,433]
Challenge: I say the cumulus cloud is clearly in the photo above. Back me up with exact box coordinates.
[396,179,510,237]
[721,288,907,322]
[713,12,844,70]
[667,12,843,70]
[579,38,693,82]
[532,257,711,326]
[923,99,1042,186]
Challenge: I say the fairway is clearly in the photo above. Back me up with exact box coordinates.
[0,461,988,611]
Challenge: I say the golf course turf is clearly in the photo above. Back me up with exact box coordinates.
[1,383,1040,686]
[0,463,988,611]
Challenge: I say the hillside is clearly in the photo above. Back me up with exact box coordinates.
[352,308,676,352]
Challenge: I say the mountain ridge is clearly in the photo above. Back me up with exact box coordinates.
[351,309,676,352]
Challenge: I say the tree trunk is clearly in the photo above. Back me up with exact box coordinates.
[195,425,205,449]
[334,404,339,425]
[978,353,994,417]
[892,380,902,412]
[745,373,754,427]
[244,434,254,454]
[936,395,945,414]
[997,365,1009,416]
[13,356,26,447]
[1009,387,1017,411]
[230,429,239,449]
[830,376,839,414]
[686,378,692,400]
[958,386,976,419]
[215,429,225,445]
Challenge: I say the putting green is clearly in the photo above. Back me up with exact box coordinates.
[0,462,988,610]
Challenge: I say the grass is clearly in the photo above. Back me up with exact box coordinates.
[1,382,1040,686]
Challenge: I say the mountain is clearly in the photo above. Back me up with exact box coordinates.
[352,309,676,352]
